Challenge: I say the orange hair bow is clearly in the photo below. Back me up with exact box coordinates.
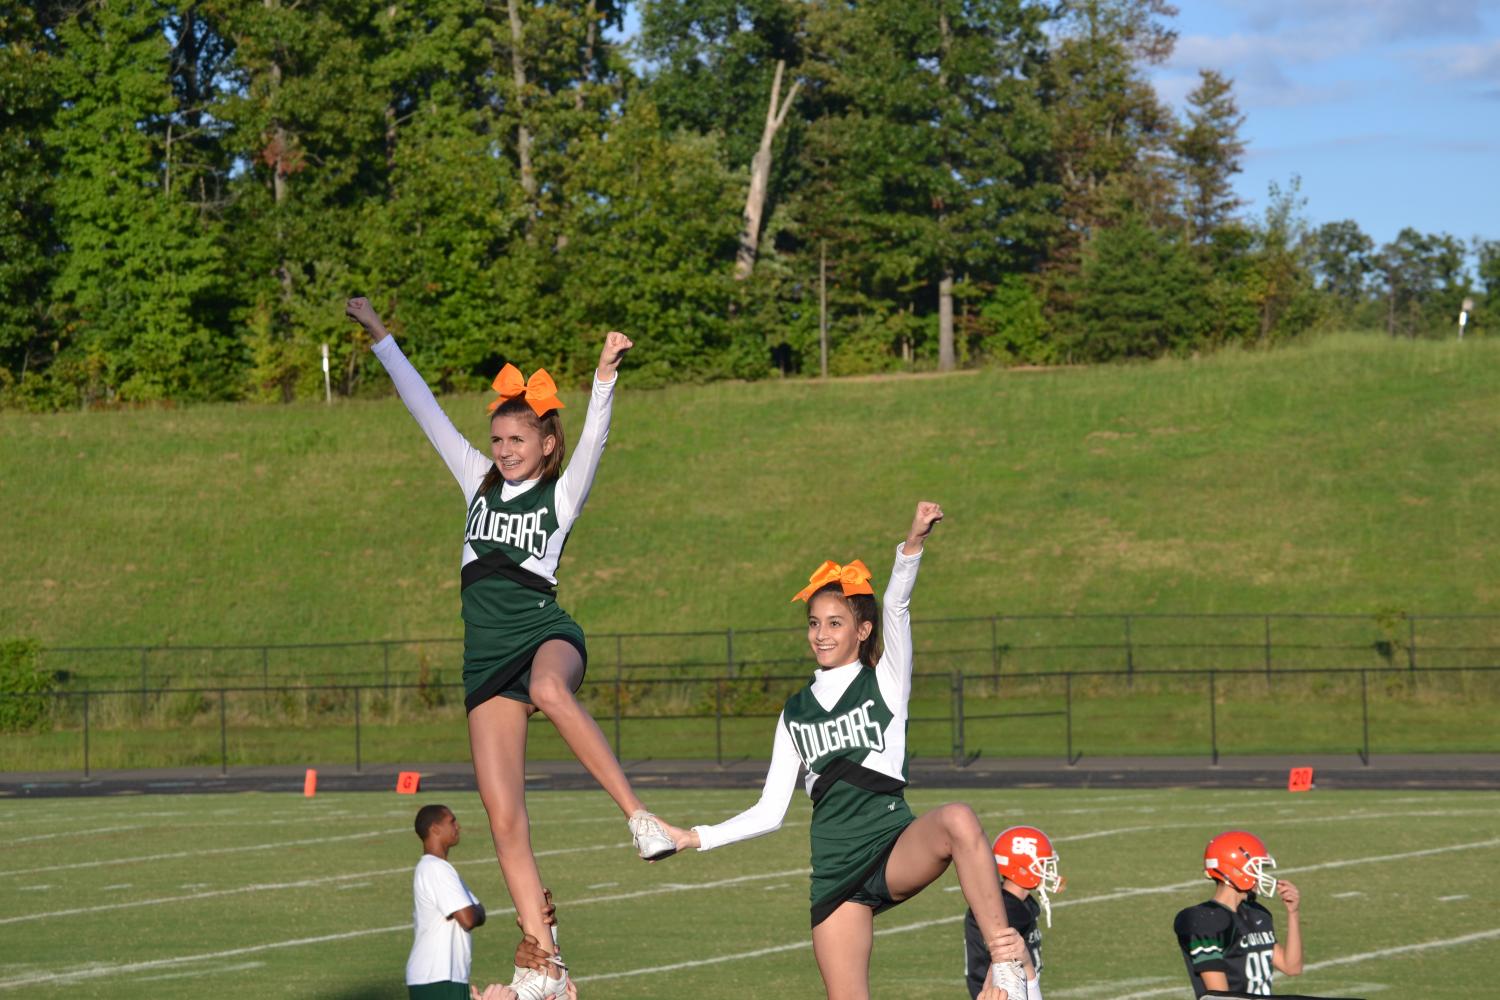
[791,560,874,603]
[488,364,564,417]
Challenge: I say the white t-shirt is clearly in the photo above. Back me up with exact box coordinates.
[405,854,481,985]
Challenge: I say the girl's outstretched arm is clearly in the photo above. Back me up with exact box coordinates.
[657,713,800,853]
[554,330,633,527]
[876,501,944,703]
[346,297,490,499]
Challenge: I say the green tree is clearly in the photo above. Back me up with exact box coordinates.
[1035,0,1179,332]
[0,4,61,403]
[1068,208,1204,359]
[1476,238,1500,332]
[218,0,391,400]
[1374,228,1471,338]
[794,0,1053,371]
[552,99,752,383]
[47,1,231,403]
[1244,177,1320,344]
[1308,220,1374,303]
[1174,68,1244,243]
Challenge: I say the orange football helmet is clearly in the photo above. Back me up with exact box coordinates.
[1204,830,1277,896]
[993,825,1062,926]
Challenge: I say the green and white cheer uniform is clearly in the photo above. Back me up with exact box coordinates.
[693,545,922,925]
[374,337,615,711]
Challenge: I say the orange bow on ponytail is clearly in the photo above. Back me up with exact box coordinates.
[488,364,564,417]
[791,560,874,603]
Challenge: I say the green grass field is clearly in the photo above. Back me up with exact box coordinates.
[1,787,1496,998]
[5,333,1500,659]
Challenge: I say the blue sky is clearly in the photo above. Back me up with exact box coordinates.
[1148,0,1500,246]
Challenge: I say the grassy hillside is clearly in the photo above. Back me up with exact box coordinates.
[4,333,1499,652]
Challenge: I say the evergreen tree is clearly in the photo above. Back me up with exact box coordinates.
[1070,208,1203,359]
[0,3,61,402]
[1036,0,1179,329]
[1174,68,1243,243]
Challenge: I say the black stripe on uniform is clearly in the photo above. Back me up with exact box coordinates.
[460,547,557,595]
[809,756,906,805]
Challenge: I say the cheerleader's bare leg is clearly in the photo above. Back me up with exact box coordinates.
[883,803,1022,964]
[810,900,874,1000]
[469,694,555,951]
[529,638,646,817]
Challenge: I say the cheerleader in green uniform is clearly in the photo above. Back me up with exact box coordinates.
[347,298,675,1000]
[656,503,1028,1000]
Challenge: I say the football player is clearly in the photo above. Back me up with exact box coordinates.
[963,825,1062,1000]
[1173,830,1303,998]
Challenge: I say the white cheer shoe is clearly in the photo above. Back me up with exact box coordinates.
[629,809,677,861]
[989,960,1027,1000]
[508,958,568,1000]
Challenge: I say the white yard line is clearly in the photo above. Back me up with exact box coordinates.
[0,868,809,990]
[0,841,626,926]
[5,821,1496,990]
[0,828,409,877]
[2,825,147,845]
[1106,927,1500,999]
[575,840,1500,985]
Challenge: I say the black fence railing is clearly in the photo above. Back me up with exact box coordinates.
[34,613,1500,692]
[4,665,1497,776]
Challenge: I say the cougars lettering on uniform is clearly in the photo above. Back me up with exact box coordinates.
[464,496,550,560]
[1239,931,1275,947]
[789,698,886,763]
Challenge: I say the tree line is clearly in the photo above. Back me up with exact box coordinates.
[2,0,1495,408]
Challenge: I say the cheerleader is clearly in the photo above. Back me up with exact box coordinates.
[655,503,1028,1000]
[346,299,675,1000]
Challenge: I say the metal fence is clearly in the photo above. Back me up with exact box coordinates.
[5,664,1497,776]
[34,612,1500,692]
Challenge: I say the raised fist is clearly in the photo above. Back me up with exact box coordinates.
[598,330,634,372]
[345,297,378,328]
[908,501,944,543]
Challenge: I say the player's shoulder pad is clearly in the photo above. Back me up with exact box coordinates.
[1174,901,1232,937]
[1004,892,1036,929]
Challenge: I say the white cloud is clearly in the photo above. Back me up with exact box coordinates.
[1419,38,1500,79]
[1225,0,1494,42]
[1156,34,1363,109]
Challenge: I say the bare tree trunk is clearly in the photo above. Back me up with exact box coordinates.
[506,0,537,208]
[938,272,955,371]
[819,241,828,378]
[734,60,800,281]
[936,11,955,372]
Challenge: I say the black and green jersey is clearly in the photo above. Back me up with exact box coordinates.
[694,545,923,909]
[374,337,614,706]
[964,894,1042,998]
[1174,897,1278,997]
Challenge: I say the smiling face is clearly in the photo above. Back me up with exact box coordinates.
[806,591,874,669]
[490,411,557,482]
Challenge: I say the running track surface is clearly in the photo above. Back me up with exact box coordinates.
[4,752,1497,797]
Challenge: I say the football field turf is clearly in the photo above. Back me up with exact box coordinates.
[2,786,1496,998]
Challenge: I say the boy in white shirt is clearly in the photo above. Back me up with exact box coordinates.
[408,804,487,1000]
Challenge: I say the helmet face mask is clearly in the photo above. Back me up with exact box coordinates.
[1204,830,1278,897]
